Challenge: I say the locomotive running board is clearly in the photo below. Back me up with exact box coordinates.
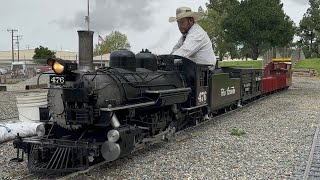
[100,101,157,111]
[145,87,191,94]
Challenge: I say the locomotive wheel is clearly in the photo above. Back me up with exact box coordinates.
[101,141,121,162]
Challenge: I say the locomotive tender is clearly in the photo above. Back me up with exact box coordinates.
[12,31,292,173]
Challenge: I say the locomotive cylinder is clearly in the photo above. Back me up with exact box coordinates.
[78,30,94,72]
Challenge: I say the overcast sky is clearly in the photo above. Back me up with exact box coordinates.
[0,0,310,55]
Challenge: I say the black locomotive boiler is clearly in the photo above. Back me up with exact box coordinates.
[12,30,265,173]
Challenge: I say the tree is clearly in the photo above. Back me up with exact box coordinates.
[33,46,56,64]
[198,0,239,60]
[297,0,320,58]
[94,31,131,56]
[223,0,295,60]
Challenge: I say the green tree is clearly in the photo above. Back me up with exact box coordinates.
[239,44,253,60]
[297,0,320,58]
[94,31,131,56]
[223,0,295,60]
[198,0,239,60]
[33,46,56,64]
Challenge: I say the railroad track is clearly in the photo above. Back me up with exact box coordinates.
[293,122,320,180]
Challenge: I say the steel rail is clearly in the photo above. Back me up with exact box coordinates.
[302,122,320,180]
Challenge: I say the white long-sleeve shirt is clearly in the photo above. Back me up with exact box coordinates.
[171,23,216,66]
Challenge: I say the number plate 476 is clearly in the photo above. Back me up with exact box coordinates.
[49,75,65,85]
[198,91,207,103]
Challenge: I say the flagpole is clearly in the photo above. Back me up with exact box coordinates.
[98,34,104,67]
[99,35,102,67]
[100,44,103,67]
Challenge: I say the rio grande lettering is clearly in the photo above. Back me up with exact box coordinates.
[221,87,236,97]
[243,83,251,92]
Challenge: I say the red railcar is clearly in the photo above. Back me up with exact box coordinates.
[262,77,273,94]
[262,61,292,95]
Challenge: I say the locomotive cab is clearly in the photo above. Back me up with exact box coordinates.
[177,57,210,107]
[157,55,210,107]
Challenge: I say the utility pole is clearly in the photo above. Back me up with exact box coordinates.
[7,29,18,62]
[14,35,23,62]
[26,45,30,49]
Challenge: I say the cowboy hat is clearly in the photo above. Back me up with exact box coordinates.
[169,7,203,23]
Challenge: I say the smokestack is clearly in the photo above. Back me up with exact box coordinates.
[78,30,94,72]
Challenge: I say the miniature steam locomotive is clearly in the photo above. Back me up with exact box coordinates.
[11,31,292,173]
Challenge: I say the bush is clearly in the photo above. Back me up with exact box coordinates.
[230,129,246,136]
[33,46,56,64]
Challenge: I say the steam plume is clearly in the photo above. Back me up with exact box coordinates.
[55,0,157,32]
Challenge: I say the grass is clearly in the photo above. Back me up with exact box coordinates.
[219,60,263,69]
[230,129,246,136]
[294,58,320,76]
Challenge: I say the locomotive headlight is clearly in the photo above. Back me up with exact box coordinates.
[53,61,65,74]
[47,58,77,74]
[36,124,46,137]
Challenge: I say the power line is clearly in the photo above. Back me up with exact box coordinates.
[7,29,18,62]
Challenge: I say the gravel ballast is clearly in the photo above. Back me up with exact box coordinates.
[0,76,319,179]
[0,73,49,122]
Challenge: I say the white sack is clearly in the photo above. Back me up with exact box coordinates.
[0,122,40,144]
